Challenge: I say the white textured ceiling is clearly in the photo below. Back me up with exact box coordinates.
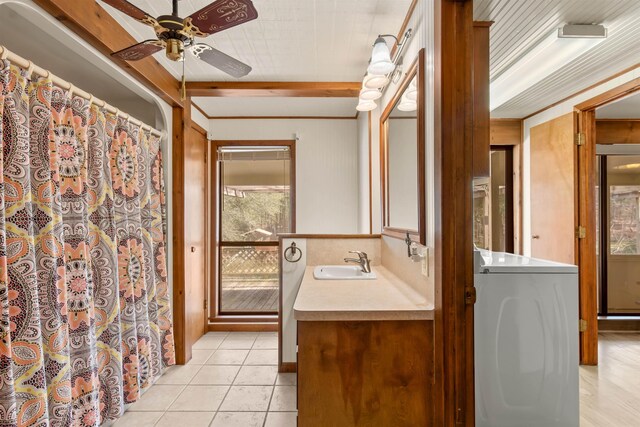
[596,92,640,119]
[192,97,358,117]
[475,0,640,118]
[101,0,412,82]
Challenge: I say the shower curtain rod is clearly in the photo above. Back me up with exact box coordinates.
[0,45,164,138]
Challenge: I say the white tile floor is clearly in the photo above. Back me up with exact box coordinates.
[114,332,297,427]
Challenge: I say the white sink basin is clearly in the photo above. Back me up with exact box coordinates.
[313,265,377,280]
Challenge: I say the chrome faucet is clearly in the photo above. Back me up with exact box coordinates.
[344,251,372,273]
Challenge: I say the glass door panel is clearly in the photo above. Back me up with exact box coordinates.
[218,148,292,315]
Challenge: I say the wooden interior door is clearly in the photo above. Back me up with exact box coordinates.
[530,113,576,264]
[184,123,208,351]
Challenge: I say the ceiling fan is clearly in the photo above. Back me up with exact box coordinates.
[102,0,258,78]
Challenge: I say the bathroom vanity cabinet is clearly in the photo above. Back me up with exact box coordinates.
[297,319,433,426]
[293,265,434,426]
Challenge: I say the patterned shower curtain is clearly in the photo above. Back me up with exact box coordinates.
[0,60,175,426]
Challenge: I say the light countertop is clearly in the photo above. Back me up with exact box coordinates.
[293,266,434,321]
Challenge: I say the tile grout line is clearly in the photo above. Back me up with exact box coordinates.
[139,333,281,427]
[262,379,277,427]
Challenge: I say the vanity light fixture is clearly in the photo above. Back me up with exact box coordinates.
[363,73,389,89]
[405,78,418,101]
[397,99,417,112]
[360,87,383,100]
[490,23,607,111]
[356,99,378,111]
[368,37,395,75]
[356,29,413,112]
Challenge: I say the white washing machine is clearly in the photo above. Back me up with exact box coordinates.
[474,250,579,427]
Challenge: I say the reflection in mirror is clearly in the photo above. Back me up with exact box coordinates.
[387,75,419,231]
[380,48,425,245]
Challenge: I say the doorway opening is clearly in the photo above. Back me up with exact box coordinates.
[210,141,296,321]
[473,146,515,253]
[596,145,640,316]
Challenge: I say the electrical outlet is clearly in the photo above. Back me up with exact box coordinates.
[421,248,429,277]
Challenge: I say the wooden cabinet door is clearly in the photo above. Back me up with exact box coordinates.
[530,113,576,264]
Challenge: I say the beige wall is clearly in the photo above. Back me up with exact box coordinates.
[209,119,359,234]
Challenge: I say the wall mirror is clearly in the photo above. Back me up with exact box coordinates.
[380,48,426,245]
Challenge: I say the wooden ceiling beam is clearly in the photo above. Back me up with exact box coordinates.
[31,0,182,107]
[186,81,361,97]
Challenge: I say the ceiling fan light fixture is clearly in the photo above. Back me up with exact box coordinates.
[368,37,395,75]
[356,99,377,111]
[166,39,185,62]
[360,87,382,101]
[363,73,389,89]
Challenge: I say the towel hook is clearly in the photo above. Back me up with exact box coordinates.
[284,242,302,263]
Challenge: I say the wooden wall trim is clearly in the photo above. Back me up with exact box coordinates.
[433,0,475,424]
[379,50,426,246]
[208,323,277,332]
[490,119,522,146]
[576,110,599,365]
[368,111,373,235]
[596,119,640,144]
[207,116,356,120]
[32,0,182,106]
[172,98,191,365]
[192,102,210,121]
[391,0,419,57]
[277,234,381,239]
[191,120,208,137]
[186,81,360,97]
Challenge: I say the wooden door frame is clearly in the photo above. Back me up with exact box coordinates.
[487,145,515,253]
[574,76,640,365]
[208,140,296,327]
[434,0,475,424]
[172,100,209,364]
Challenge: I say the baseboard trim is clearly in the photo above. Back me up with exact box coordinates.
[279,362,297,373]
[207,323,278,332]
[598,318,640,331]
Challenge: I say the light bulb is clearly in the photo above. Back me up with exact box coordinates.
[363,73,389,89]
[367,37,395,75]
[356,99,377,111]
[360,88,382,101]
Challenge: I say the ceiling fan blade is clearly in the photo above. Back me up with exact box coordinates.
[185,0,258,37]
[191,43,252,78]
[112,40,165,61]
[101,0,158,27]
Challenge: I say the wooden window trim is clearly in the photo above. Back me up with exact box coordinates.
[209,140,296,323]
